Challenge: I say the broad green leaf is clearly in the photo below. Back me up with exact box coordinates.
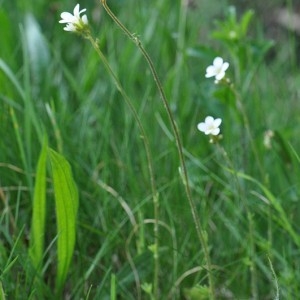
[49,149,78,292]
[29,137,48,269]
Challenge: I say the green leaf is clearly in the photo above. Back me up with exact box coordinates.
[0,9,14,62]
[0,59,25,100]
[29,136,48,269]
[273,131,292,165]
[240,9,254,36]
[49,149,79,293]
[183,285,210,300]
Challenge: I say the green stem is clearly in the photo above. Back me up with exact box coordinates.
[216,143,258,299]
[171,0,188,103]
[100,1,215,298]
[231,86,262,299]
[232,87,265,181]
[85,33,159,299]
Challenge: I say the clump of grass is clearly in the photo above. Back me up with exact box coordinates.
[1,0,300,299]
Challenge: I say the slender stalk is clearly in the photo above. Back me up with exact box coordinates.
[85,34,159,298]
[171,0,188,103]
[267,256,280,300]
[229,86,261,299]
[100,1,215,298]
[231,87,265,180]
[216,142,258,299]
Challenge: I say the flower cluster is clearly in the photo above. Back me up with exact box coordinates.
[59,4,89,33]
[58,7,226,143]
[197,56,229,141]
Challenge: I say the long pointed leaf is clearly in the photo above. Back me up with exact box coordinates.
[49,149,78,292]
[29,137,48,269]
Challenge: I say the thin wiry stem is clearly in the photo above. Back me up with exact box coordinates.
[100,1,215,298]
[230,87,260,299]
[216,142,258,299]
[231,87,265,180]
[86,34,159,299]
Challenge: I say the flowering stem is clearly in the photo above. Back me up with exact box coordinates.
[100,1,215,298]
[85,33,159,299]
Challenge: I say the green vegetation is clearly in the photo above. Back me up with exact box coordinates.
[1,0,300,299]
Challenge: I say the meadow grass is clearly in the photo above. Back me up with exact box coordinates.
[1,0,300,299]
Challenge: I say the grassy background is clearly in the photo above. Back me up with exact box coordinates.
[1,0,300,299]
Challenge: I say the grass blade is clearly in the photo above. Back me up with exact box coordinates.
[0,59,25,100]
[0,281,6,300]
[232,170,300,247]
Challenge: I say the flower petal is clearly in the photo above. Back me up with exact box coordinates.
[73,4,80,16]
[64,23,76,31]
[215,71,225,81]
[222,62,229,72]
[205,66,217,77]
[205,116,214,124]
[214,118,222,127]
[79,8,87,14]
[197,122,207,133]
[82,15,88,24]
[210,128,220,135]
[59,12,77,23]
[213,57,223,67]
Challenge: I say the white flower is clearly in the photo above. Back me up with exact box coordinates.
[205,57,229,81]
[59,3,88,32]
[197,116,222,136]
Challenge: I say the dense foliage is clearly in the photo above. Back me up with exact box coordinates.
[1,0,300,299]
